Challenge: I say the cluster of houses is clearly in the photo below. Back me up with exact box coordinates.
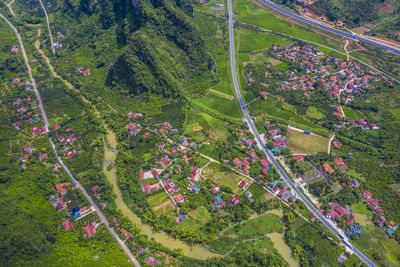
[268,180,295,202]
[331,106,379,130]
[256,44,394,104]
[9,80,43,134]
[324,202,363,236]
[362,191,385,225]
[11,45,19,53]
[53,124,77,158]
[76,67,91,76]
[264,128,287,153]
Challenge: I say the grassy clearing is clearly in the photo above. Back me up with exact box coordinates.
[202,163,250,194]
[235,0,335,47]
[180,206,212,231]
[251,101,329,135]
[194,11,234,96]
[148,191,176,217]
[192,91,241,119]
[350,201,371,214]
[347,169,366,182]
[239,28,289,52]
[286,128,329,154]
[343,107,358,120]
[247,183,267,199]
[389,109,400,122]
[198,144,221,161]
[225,213,283,240]
[305,106,324,120]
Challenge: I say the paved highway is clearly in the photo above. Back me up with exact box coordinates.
[226,1,376,266]
[0,13,140,267]
[256,0,400,55]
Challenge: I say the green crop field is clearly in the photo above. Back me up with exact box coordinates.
[251,101,329,135]
[389,109,400,122]
[343,107,358,120]
[347,169,366,182]
[306,106,324,119]
[287,128,329,154]
[225,213,283,240]
[192,91,241,119]
[247,183,267,199]
[202,163,250,194]
[198,144,221,161]
[148,192,169,208]
[195,11,234,96]
[239,28,288,52]
[234,0,336,47]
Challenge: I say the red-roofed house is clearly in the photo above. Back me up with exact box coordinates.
[346,216,355,225]
[174,194,185,203]
[62,220,73,231]
[293,155,304,162]
[368,198,379,207]
[138,169,144,179]
[323,163,334,175]
[229,195,241,205]
[152,170,159,177]
[141,183,160,194]
[362,191,372,199]
[83,223,96,237]
[334,158,344,165]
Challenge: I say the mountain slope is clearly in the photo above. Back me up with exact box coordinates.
[49,0,216,97]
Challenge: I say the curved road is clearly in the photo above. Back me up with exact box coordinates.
[226,1,376,266]
[256,0,400,55]
[0,13,140,267]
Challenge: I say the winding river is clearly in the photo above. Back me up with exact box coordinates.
[103,130,218,259]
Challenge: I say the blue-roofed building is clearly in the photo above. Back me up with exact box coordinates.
[271,146,280,153]
[213,195,225,208]
[387,225,398,236]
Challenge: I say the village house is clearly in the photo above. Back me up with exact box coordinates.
[229,195,241,205]
[49,195,67,211]
[62,220,73,231]
[323,163,334,175]
[213,195,225,208]
[83,223,96,237]
[141,183,160,194]
[174,194,186,203]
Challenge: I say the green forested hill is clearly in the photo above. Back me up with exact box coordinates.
[49,0,216,97]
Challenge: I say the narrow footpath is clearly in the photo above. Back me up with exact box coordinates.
[38,0,55,54]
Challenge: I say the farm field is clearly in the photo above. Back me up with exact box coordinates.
[306,106,324,120]
[148,192,176,216]
[202,163,250,194]
[251,101,329,135]
[194,11,234,96]
[225,213,283,240]
[286,128,329,154]
[179,206,212,231]
[239,28,289,52]
[343,107,358,120]
[192,91,242,119]
[247,183,267,199]
[389,109,400,122]
[198,144,221,161]
[354,226,400,266]
[234,0,340,48]
[347,169,366,182]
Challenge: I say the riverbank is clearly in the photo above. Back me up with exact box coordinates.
[103,130,218,260]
